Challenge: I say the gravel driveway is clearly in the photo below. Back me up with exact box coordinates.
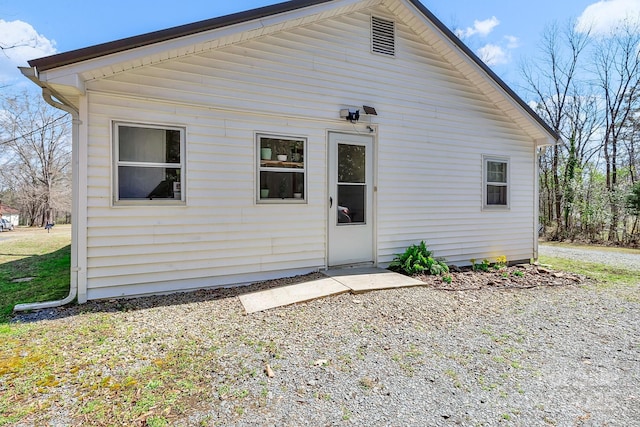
[539,243,640,271]
[8,248,640,426]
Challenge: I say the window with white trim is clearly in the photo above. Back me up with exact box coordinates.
[483,156,509,208]
[257,134,306,203]
[114,122,185,203]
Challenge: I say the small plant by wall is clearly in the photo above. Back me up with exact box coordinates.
[388,241,449,276]
[471,255,508,272]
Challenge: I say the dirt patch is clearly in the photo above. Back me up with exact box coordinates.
[415,264,585,291]
[243,265,585,297]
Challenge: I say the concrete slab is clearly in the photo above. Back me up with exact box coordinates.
[240,268,426,314]
[239,277,351,314]
[322,267,424,293]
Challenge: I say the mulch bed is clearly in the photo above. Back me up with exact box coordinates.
[414,264,586,291]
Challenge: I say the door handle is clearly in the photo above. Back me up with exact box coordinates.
[329,196,333,208]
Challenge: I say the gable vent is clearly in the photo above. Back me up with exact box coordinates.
[371,16,395,56]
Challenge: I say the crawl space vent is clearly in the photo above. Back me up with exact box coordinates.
[371,16,395,56]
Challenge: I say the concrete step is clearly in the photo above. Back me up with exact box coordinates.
[239,268,424,313]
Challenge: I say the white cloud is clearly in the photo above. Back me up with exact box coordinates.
[0,20,57,84]
[504,35,520,49]
[576,0,640,35]
[455,16,500,39]
[454,16,518,66]
[477,44,510,65]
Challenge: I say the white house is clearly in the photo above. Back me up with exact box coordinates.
[20,0,557,304]
[0,202,20,227]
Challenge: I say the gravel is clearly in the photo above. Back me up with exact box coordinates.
[539,243,640,271]
[9,249,640,426]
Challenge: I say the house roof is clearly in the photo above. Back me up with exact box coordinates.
[28,0,333,72]
[25,0,558,141]
[0,204,19,215]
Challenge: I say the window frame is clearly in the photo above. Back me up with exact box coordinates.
[256,133,307,204]
[482,155,510,210]
[113,121,186,206]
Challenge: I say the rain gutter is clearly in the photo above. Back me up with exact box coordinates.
[13,66,80,312]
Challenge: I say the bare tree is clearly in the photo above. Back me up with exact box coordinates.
[521,20,593,239]
[592,20,640,242]
[0,90,71,226]
[621,91,640,184]
[562,89,603,237]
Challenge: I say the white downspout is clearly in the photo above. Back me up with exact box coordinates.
[533,144,541,262]
[14,69,81,312]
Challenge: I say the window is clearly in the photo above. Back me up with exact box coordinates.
[114,122,185,203]
[257,134,306,203]
[483,156,509,208]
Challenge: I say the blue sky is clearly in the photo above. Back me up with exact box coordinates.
[1,0,639,96]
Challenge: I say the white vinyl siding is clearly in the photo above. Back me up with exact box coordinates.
[79,5,538,299]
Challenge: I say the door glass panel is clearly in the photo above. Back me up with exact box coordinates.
[338,144,366,183]
[338,185,366,224]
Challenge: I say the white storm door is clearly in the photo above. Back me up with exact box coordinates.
[328,132,374,266]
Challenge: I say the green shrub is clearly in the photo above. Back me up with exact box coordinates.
[627,182,640,215]
[388,241,449,276]
[470,258,491,272]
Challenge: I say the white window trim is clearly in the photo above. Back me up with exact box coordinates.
[256,133,307,204]
[113,121,186,206]
[482,155,510,210]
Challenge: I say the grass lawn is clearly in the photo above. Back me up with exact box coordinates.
[0,225,71,323]
[538,255,639,288]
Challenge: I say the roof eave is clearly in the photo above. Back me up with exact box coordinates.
[28,0,334,71]
[405,0,559,142]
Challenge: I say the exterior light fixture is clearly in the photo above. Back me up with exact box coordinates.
[340,108,360,122]
[339,105,376,122]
